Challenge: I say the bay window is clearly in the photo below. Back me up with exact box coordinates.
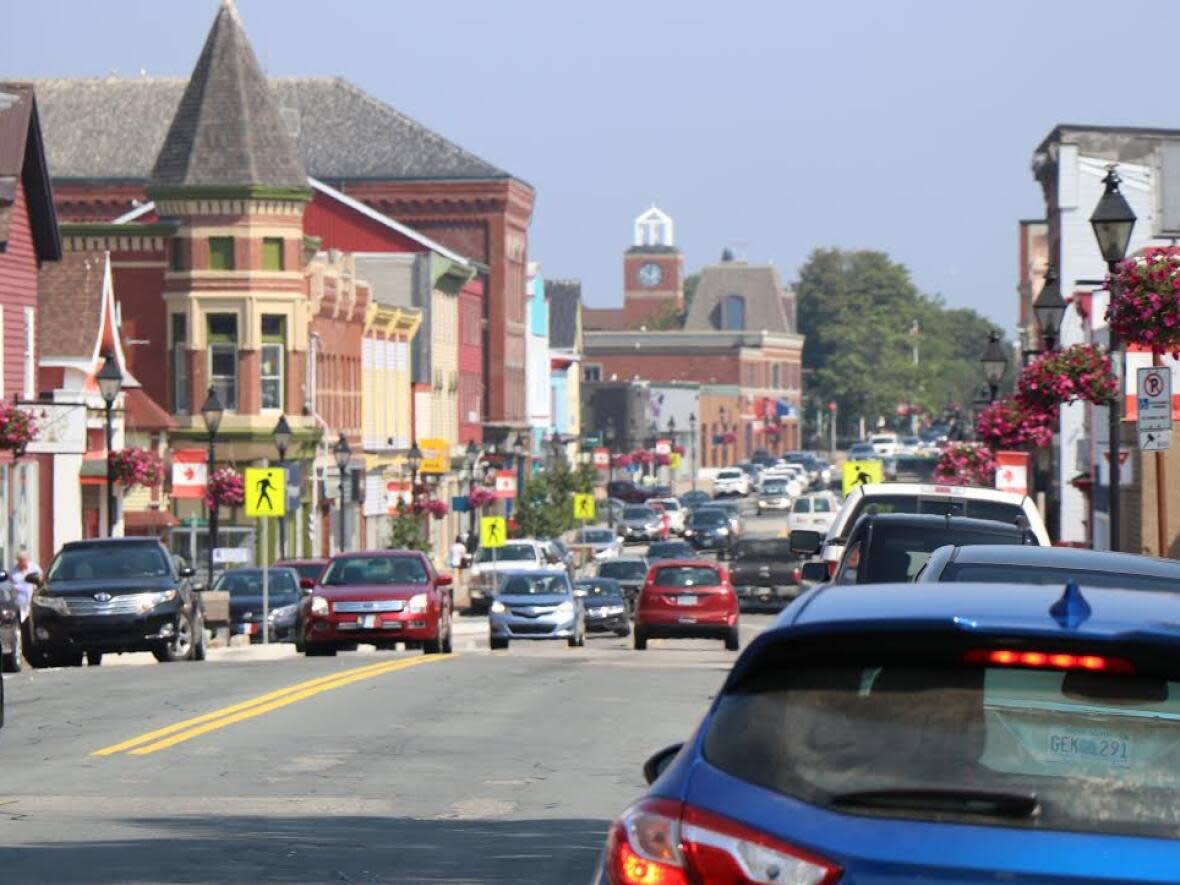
[207,313,238,410]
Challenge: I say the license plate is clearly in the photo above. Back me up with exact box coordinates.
[1047,728,1133,768]
[677,595,698,606]
[361,614,377,629]
[241,623,258,635]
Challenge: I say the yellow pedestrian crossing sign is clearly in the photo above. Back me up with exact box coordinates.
[244,467,286,518]
[842,459,884,495]
[573,494,595,521]
[481,516,506,549]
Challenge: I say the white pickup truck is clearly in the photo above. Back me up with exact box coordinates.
[467,539,551,612]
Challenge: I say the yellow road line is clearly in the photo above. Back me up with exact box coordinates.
[93,656,445,757]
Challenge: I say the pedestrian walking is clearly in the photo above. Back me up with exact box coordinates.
[449,535,468,569]
[11,547,40,625]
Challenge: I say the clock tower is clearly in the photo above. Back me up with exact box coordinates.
[623,205,684,328]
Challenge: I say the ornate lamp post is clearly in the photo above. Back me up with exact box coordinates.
[605,419,617,528]
[1090,166,1137,552]
[666,415,676,486]
[272,414,292,558]
[407,439,423,509]
[465,440,480,545]
[333,435,351,553]
[96,353,123,538]
[511,433,525,511]
[200,387,224,585]
[981,330,1009,403]
[688,413,698,492]
[1033,267,1067,353]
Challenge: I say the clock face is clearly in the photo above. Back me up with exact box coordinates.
[637,262,664,288]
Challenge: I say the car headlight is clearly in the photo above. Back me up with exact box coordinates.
[556,600,575,615]
[490,600,507,614]
[606,605,626,615]
[32,593,68,614]
[269,604,297,624]
[409,592,429,614]
[137,589,179,614]
[718,527,729,535]
[310,595,329,616]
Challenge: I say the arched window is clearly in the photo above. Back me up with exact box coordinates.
[722,295,745,331]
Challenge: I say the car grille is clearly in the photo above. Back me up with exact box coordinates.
[65,594,156,616]
[508,606,556,618]
[510,623,555,635]
[334,600,405,613]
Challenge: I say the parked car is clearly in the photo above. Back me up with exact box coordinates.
[756,477,793,512]
[847,441,877,459]
[606,480,653,504]
[595,557,650,607]
[467,539,549,612]
[898,434,922,454]
[27,537,206,667]
[599,581,1180,883]
[572,527,624,562]
[274,558,329,588]
[573,577,630,637]
[301,551,453,656]
[712,467,751,497]
[830,513,1036,585]
[213,567,303,643]
[619,505,666,544]
[679,490,712,511]
[821,482,1050,576]
[652,498,687,534]
[783,450,823,484]
[917,544,1180,591]
[869,431,900,456]
[489,570,585,649]
[646,540,696,562]
[0,572,22,671]
[603,497,627,526]
[726,538,803,609]
[633,561,739,651]
[683,508,733,553]
[787,491,839,536]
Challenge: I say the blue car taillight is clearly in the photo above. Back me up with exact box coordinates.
[605,797,840,885]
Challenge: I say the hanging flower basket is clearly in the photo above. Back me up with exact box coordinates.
[1018,344,1117,411]
[934,442,996,487]
[633,449,654,465]
[612,453,633,468]
[655,453,671,466]
[0,403,35,455]
[672,444,686,456]
[422,498,448,520]
[204,467,245,508]
[468,486,497,510]
[110,447,164,489]
[1109,247,1180,354]
[976,398,1055,450]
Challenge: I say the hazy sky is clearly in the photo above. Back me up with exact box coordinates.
[6,0,1180,328]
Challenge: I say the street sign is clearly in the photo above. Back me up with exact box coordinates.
[994,451,1030,496]
[480,516,506,549]
[842,459,884,495]
[655,438,671,456]
[418,438,450,475]
[573,494,595,520]
[212,547,250,565]
[244,467,286,518]
[592,447,610,468]
[1137,367,1173,435]
[494,470,517,499]
[1141,430,1172,452]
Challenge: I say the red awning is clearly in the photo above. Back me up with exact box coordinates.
[125,388,176,432]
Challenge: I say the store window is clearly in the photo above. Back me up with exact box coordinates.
[207,313,238,409]
[261,315,286,410]
[170,238,186,272]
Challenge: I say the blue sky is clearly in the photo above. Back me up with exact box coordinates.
[6,0,1180,328]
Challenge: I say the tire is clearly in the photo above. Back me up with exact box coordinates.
[634,629,647,651]
[615,626,631,638]
[489,636,508,650]
[304,642,337,657]
[54,651,84,668]
[2,626,22,673]
[153,612,195,663]
[423,611,446,655]
[724,628,740,651]
[293,620,305,653]
[86,650,103,667]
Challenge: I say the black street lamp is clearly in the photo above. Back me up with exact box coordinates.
[96,353,123,538]
[688,413,697,492]
[1090,166,1137,553]
[605,419,617,528]
[407,439,423,510]
[981,330,1009,402]
[1033,267,1067,353]
[333,435,351,553]
[511,433,526,508]
[272,414,292,558]
[465,440,480,544]
[200,387,224,585]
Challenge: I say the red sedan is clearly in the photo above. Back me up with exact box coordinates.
[300,551,453,656]
[633,560,739,651]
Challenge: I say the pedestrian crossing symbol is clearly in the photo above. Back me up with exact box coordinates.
[244,467,286,518]
[573,494,595,521]
[481,516,506,549]
[842,459,884,495]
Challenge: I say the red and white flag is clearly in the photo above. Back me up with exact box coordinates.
[172,450,208,499]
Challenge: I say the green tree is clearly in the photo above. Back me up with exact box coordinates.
[514,461,598,538]
[388,501,430,552]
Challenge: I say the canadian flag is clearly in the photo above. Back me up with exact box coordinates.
[172,450,208,499]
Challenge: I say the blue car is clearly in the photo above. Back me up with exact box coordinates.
[597,581,1180,883]
[488,570,585,650]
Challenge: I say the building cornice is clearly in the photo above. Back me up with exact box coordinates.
[584,330,804,353]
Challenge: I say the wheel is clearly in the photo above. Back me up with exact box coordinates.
[293,619,305,653]
[86,650,103,667]
[489,636,508,650]
[567,634,580,647]
[153,612,195,663]
[724,628,740,651]
[304,642,337,657]
[2,626,22,672]
[423,612,446,655]
[634,630,648,651]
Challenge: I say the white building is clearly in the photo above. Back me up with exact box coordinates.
[525,262,552,458]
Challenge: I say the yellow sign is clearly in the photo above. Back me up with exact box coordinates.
[244,467,286,517]
[418,438,450,475]
[480,516,507,549]
[670,452,682,469]
[842,459,884,495]
[573,493,595,521]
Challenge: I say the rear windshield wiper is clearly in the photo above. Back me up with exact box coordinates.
[831,787,1038,818]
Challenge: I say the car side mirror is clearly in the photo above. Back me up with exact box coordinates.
[0,569,9,583]
[643,743,684,786]
[179,566,196,578]
[789,530,823,556]
[25,573,41,587]
[800,562,829,583]
[437,574,453,586]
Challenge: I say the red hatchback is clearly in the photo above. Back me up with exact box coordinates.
[300,551,453,656]
[634,560,739,651]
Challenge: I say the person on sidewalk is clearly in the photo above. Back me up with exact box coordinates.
[11,548,40,625]
[449,535,468,570]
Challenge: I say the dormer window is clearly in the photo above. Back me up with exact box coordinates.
[722,294,745,331]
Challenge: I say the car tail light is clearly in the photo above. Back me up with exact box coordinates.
[825,560,837,579]
[965,648,1134,674]
[606,798,839,885]
[792,567,801,584]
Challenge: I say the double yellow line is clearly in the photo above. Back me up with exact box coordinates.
[93,655,447,757]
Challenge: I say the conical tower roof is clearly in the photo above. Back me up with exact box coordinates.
[149,0,306,192]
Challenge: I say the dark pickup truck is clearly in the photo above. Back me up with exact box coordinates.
[726,538,802,610]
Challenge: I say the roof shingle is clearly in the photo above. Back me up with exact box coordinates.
[38,250,106,359]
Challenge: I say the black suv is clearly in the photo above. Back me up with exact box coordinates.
[28,538,207,667]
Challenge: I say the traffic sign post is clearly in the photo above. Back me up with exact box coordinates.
[244,467,287,646]
[1138,362,1173,555]
[573,494,595,521]
[481,515,506,575]
[842,459,883,495]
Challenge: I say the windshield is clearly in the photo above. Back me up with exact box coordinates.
[941,562,1180,592]
[215,569,300,601]
[718,470,742,479]
[863,525,1024,583]
[844,495,1026,534]
[574,579,624,599]
[653,566,720,587]
[706,653,1180,838]
[762,481,789,494]
[734,540,793,560]
[870,435,895,444]
[581,530,615,543]
[599,561,648,580]
[288,563,325,583]
[792,497,811,513]
[501,573,570,596]
[691,511,727,527]
[475,544,538,564]
[623,507,655,520]
[321,555,429,585]
[48,544,171,582]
